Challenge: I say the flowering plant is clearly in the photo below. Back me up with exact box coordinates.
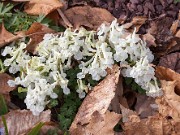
[2,19,162,115]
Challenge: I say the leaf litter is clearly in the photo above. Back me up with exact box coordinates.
[0,0,180,134]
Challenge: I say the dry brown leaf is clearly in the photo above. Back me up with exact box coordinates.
[156,80,180,122]
[25,22,55,54]
[135,94,158,118]
[24,0,63,16]
[176,30,180,38]
[63,6,114,30]
[123,16,147,32]
[170,20,179,35]
[0,73,16,94]
[0,24,23,48]
[70,68,120,134]
[155,66,180,90]
[158,52,180,73]
[0,110,51,135]
[40,122,63,135]
[71,111,121,135]
[143,33,156,47]
[120,105,137,123]
[123,114,176,135]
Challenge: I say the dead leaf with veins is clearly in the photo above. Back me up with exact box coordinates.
[0,24,23,48]
[70,67,120,134]
[63,6,114,30]
[156,80,180,122]
[0,110,51,135]
[25,22,55,54]
[24,0,63,16]
[0,73,16,94]
[156,66,180,90]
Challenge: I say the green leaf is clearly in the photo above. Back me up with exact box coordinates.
[18,87,27,93]
[0,94,8,115]
[2,115,9,135]
[27,122,44,135]
[124,77,133,85]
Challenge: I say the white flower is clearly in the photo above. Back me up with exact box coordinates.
[145,77,163,97]
[129,57,155,86]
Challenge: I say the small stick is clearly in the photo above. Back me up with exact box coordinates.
[57,8,73,28]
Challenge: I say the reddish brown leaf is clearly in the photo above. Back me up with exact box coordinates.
[0,24,23,48]
[0,73,16,94]
[0,110,51,135]
[24,0,63,15]
[123,16,147,32]
[70,68,120,134]
[158,52,180,73]
[63,6,114,30]
[155,66,180,90]
[170,20,179,35]
[143,33,156,47]
[25,22,55,54]
[176,30,180,38]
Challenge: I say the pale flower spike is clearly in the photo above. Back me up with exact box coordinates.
[3,19,162,115]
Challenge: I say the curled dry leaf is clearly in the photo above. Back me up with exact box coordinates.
[156,80,180,122]
[25,22,55,54]
[158,52,180,73]
[24,0,63,16]
[63,6,114,30]
[176,30,180,38]
[123,16,147,32]
[0,110,51,135]
[0,73,16,94]
[0,24,23,48]
[142,33,156,47]
[155,66,180,90]
[135,94,158,118]
[170,20,179,35]
[70,68,120,134]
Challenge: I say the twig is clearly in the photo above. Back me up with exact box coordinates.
[57,8,73,28]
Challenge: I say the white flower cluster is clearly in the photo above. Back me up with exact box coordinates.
[2,19,162,115]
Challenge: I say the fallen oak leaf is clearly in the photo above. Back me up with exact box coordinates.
[63,6,114,30]
[0,24,23,48]
[70,68,120,134]
[25,22,55,54]
[156,80,180,122]
[155,66,180,90]
[24,0,63,16]
[0,73,16,94]
[0,110,51,135]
